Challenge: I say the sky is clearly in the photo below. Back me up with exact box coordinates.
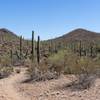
[0,0,100,40]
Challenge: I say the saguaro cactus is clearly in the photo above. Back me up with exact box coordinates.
[31,31,35,62]
[95,43,98,56]
[54,42,58,53]
[49,40,53,54]
[10,49,13,65]
[79,40,82,57]
[20,36,22,59]
[90,44,93,57]
[37,36,40,64]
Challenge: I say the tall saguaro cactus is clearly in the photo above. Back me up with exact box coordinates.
[37,36,40,64]
[49,40,53,54]
[10,49,13,65]
[31,31,35,62]
[90,43,93,57]
[79,40,82,57]
[20,36,22,59]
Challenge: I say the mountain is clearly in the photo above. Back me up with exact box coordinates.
[0,28,30,56]
[52,28,100,43]
[0,28,18,42]
[0,28,17,36]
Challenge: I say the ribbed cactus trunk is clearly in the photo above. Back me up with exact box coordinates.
[79,40,82,57]
[95,43,98,57]
[49,40,53,54]
[54,42,58,53]
[37,36,40,64]
[10,49,13,65]
[69,43,72,50]
[31,31,35,62]
[73,43,76,53]
[90,44,93,57]
[20,36,22,59]
[84,49,87,56]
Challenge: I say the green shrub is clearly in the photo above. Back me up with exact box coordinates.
[64,53,99,75]
[48,50,67,75]
[0,54,13,79]
[0,54,11,67]
[48,49,100,75]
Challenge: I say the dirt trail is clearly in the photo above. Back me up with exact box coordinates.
[0,67,30,100]
[0,67,100,100]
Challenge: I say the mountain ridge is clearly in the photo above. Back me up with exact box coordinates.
[51,28,100,43]
[0,28,100,42]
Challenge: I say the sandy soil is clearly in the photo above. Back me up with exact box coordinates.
[19,75,100,100]
[0,67,100,100]
[0,67,29,100]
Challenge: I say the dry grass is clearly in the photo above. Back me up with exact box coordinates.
[0,66,13,79]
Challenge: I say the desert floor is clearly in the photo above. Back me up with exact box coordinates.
[0,67,100,100]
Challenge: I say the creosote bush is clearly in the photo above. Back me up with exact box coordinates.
[26,57,58,82]
[48,50,67,75]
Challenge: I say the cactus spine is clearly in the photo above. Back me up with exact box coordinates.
[37,36,40,64]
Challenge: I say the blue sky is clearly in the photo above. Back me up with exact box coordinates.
[0,0,100,40]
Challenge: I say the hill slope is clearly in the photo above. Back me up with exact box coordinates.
[53,28,100,43]
[0,28,18,42]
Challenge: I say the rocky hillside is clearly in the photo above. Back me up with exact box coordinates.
[52,28,100,43]
[0,28,19,42]
[0,28,30,56]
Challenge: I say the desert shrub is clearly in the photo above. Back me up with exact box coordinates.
[26,57,58,82]
[48,49,100,89]
[0,54,12,67]
[60,50,99,75]
[66,74,96,90]
[64,53,99,89]
[48,50,67,75]
[74,57,97,89]
[63,52,80,74]
[76,57,96,74]
[26,48,100,84]
[27,68,58,82]
[0,54,13,79]
[0,66,13,79]
[27,61,38,76]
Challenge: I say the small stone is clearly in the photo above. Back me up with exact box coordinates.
[56,92,60,95]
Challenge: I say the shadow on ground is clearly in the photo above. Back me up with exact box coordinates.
[53,74,96,91]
